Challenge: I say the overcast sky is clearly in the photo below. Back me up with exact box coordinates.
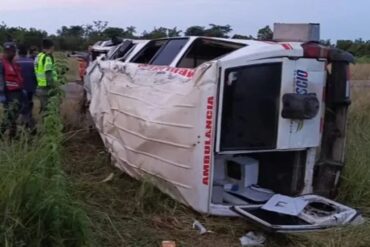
[0,0,367,41]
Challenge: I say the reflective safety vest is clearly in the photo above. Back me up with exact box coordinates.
[1,58,23,91]
[35,52,58,88]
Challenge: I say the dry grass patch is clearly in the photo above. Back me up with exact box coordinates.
[351,64,370,80]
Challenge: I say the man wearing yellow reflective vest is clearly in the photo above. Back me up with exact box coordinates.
[35,39,57,112]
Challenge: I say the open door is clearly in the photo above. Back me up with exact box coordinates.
[214,47,362,231]
[232,194,362,233]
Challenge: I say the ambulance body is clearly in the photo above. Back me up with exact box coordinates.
[87,24,361,232]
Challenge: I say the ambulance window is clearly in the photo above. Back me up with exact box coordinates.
[109,40,134,60]
[220,63,282,151]
[117,45,136,62]
[151,38,189,65]
[177,38,245,68]
[92,51,107,61]
[131,40,167,64]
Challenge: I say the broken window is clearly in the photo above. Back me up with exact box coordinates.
[91,50,107,61]
[177,38,245,68]
[131,40,167,64]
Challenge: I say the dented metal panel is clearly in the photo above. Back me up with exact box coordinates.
[89,60,218,212]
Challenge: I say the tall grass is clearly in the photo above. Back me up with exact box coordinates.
[338,89,370,207]
[0,54,92,246]
[351,64,370,80]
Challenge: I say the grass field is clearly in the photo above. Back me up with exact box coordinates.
[0,58,370,246]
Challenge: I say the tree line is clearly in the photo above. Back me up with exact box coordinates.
[0,21,273,51]
[336,39,370,58]
[0,20,368,58]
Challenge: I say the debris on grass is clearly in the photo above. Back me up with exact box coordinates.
[161,240,177,247]
[193,220,213,235]
[239,231,266,247]
[100,172,115,183]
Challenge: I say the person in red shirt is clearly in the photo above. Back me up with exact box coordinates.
[0,42,24,138]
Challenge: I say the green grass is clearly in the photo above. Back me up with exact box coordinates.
[0,131,91,246]
[0,54,92,247]
[356,56,370,64]
[339,89,370,207]
[54,52,81,83]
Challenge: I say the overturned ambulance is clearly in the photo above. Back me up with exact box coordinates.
[86,23,363,232]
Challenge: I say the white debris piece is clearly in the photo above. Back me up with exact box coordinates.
[100,173,114,183]
[192,220,212,235]
[240,231,266,247]
[261,194,308,216]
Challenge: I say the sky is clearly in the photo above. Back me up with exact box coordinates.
[0,0,367,41]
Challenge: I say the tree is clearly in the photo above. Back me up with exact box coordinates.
[204,24,232,38]
[167,27,182,37]
[84,20,109,45]
[232,34,254,40]
[257,25,273,41]
[22,28,47,48]
[185,24,232,37]
[92,20,108,33]
[1,21,369,57]
[56,25,85,50]
[124,26,137,38]
[320,39,331,46]
[142,27,168,39]
[0,24,46,49]
[185,26,206,36]
[336,40,353,51]
[103,27,125,40]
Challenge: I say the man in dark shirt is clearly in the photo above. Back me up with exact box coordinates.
[17,44,37,129]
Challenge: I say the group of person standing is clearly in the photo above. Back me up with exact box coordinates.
[0,39,57,138]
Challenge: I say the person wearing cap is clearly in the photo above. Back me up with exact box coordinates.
[17,44,37,129]
[35,39,57,112]
[0,42,24,137]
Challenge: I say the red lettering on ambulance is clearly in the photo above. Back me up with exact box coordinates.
[202,96,214,185]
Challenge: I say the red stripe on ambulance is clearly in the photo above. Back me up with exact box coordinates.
[138,64,195,78]
[281,43,293,50]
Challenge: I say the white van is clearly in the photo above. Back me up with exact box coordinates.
[86,24,362,232]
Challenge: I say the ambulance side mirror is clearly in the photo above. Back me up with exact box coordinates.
[282,93,320,119]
